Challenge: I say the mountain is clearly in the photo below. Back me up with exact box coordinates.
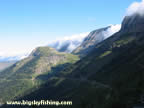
[73,25,121,57]
[121,13,144,33]
[48,25,121,54]
[0,46,79,103]
[7,14,144,108]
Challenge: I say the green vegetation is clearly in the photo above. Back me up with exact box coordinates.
[1,15,144,108]
[0,46,79,103]
[99,51,112,58]
[5,31,144,108]
[114,35,135,46]
[0,62,15,72]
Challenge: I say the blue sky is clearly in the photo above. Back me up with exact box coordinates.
[0,0,141,57]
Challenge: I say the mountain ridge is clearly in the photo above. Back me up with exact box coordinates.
[0,46,79,103]
[1,13,144,108]
[8,14,144,108]
[73,25,121,57]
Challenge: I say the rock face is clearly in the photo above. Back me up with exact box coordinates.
[29,47,79,74]
[72,27,109,56]
[34,55,67,74]
[73,25,121,57]
[121,14,144,33]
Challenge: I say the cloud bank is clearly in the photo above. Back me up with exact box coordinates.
[0,32,89,61]
[0,53,29,62]
[103,24,121,39]
[126,0,144,16]
[49,25,121,53]
[48,32,90,53]
[0,25,121,62]
[0,47,33,62]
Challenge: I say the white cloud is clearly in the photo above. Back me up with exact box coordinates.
[103,24,121,39]
[126,0,144,16]
[0,32,89,61]
[48,25,121,53]
[0,50,29,61]
[0,25,121,61]
[48,32,90,53]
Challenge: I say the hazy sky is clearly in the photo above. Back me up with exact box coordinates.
[0,0,140,57]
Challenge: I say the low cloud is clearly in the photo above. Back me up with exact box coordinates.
[49,25,121,53]
[103,24,121,39]
[0,52,29,62]
[0,25,121,61]
[48,32,90,53]
[0,32,89,61]
[126,0,144,16]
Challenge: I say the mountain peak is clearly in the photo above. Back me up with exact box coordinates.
[30,46,59,57]
[73,25,121,56]
[121,14,144,33]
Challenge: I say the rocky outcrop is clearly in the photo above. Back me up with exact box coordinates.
[73,27,109,56]
[121,14,144,33]
[35,55,67,74]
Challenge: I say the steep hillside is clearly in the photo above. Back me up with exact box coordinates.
[0,47,79,104]
[73,25,121,57]
[8,14,144,108]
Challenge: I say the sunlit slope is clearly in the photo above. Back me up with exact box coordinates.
[14,14,144,108]
[0,47,79,103]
